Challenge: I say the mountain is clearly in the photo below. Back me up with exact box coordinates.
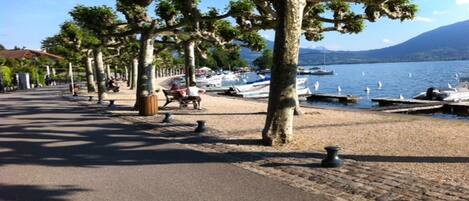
[241,40,330,64]
[242,19,469,65]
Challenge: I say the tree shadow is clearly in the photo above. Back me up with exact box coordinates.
[0,184,89,201]
[1,87,468,182]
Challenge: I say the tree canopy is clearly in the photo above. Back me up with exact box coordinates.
[253,49,273,70]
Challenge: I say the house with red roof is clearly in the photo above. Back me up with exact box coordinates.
[0,49,64,61]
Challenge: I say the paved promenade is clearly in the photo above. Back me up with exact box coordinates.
[0,87,324,201]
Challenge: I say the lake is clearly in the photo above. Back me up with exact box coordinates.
[302,60,469,119]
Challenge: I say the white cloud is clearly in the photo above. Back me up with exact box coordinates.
[432,10,447,15]
[382,39,393,44]
[415,16,434,23]
[456,0,469,5]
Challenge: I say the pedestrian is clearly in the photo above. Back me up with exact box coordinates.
[0,79,5,93]
[185,82,205,110]
[45,75,51,86]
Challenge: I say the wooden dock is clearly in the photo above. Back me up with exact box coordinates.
[307,93,359,103]
[372,102,445,113]
[371,98,439,106]
[371,97,469,115]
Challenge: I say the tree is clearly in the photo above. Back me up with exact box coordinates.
[116,36,139,89]
[155,0,263,86]
[0,44,5,50]
[253,49,273,70]
[197,47,248,70]
[43,22,98,93]
[70,5,121,103]
[117,0,182,113]
[232,0,417,146]
[0,66,12,86]
[116,0,262,113]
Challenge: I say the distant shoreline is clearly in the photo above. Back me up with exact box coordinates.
[299,58,469,66]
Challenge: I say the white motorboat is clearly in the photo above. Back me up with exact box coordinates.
[196,75,223,88]
[310,69,334,75]
[413,76,469,102]
[232,77,310,98]
[298,67,334,75]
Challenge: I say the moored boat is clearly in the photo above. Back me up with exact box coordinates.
[413,76,469,102]
[229,77,310,98]
[298,67,334,75]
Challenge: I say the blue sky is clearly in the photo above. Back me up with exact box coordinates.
[1,0,469,51]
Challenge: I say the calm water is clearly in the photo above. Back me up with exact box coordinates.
[303,60,469,117]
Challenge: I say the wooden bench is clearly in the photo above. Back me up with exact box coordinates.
[162,89,184,108]
[162,89,200,109]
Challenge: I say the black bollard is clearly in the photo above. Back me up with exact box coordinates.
[162,112,172,123]
[88,96,93,101]
[194,120,207,133]
[321,146,343,168]
[108,100,115,107]
[73,92,78,96]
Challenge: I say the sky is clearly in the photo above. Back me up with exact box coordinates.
[1,0,469,51]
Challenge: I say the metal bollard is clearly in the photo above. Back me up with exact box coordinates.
[194,120,207,133]
[88,96,93,101]
[108,100,115,107]
[321,146,343,168]
[73,92,78,96]
[162,112,172,123]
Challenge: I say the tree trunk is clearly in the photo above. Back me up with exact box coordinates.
[262,0,305,146]
[184,41,196,87]
[84,55,97,93]
[114,66,118,79]
[106,64,111,80]
[293,90,303,116]
[125,65,130,86]
[134,32,156,114]
[93,47,107,103]
[130,58,138,90]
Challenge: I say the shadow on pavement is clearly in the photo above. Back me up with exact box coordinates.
[0,184,88,201]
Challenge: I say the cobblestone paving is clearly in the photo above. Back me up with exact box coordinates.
[75,97,469,201]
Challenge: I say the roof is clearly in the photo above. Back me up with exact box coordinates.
[0,49,64,61]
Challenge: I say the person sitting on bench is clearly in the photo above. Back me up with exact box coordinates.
[185,82,205,110]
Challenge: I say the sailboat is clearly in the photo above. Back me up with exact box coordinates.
[298,53,334,75]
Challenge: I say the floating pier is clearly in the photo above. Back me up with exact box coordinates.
[371,97,469,115]
[307,93,359,103]
[371,98,439,106]
[372,103,445,113]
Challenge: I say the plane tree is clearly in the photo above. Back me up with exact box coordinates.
[156,0,265,85]
[70,5,123,103]
[117,36,140,89]
[117,0,260,111]
[230,0,417,146]
[43,22,100,92]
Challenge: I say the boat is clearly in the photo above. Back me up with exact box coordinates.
[298,67,334,75]
[310,69,334,75]
[413,76,469,102]
[229,77,310,98]
[196,75,223,88]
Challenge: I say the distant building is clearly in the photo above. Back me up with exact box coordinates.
[0,49,63,61]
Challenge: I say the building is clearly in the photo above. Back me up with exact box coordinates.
[0,49,63,61]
